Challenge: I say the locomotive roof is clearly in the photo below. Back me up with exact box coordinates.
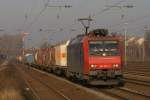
[87,35,123,40]
[69,34,123,45]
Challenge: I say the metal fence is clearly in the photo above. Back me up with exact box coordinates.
[126,37,150,62]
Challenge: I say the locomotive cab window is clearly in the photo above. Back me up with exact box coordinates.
[89,41,119,56]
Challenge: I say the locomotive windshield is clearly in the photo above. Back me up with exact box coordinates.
[89,41,119,56]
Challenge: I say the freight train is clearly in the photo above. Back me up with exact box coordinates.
[23,29,125,86]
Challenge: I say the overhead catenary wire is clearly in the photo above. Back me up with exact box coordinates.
[66,0,127,32]
[25,0,126,34]
[21,0,38,32]
[26,0,72,32]
[24,0,73,46]
[109,12,150,29]
[24,0,128,41]
[22,13,28,32]
[27,0,38,21]
[26,0,50,31]
[91,0,127,19]
[89,0,127,30]
[90,1,150,33]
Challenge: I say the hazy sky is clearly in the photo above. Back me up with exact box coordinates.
[0,0,150,48]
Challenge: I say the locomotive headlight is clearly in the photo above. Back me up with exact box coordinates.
[102,53,106,56]
[113,64,119,68]
[91,64,97,68]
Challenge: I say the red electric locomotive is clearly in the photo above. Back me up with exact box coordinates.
[67,29,124,86]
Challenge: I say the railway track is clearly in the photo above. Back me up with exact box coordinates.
[127,62,150,66]
[17,65,71,100]
[33,66,150,100]
[0,61,8,71]
[20,63,150,100]
[124,68,150,71]
[123,64,150,77]
[0,67,6,72]
[20,64,119,100]
[94,87,150,100]
[124,78,150,86]
[0,64,37,100]
[28,73,71,100]
[92,71,150,100]
[123,71,150,77]
[0,65,7,90]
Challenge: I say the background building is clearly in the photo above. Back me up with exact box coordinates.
[0,34,23,58]
[126,34,150,62]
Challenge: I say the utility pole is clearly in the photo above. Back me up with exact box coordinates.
[78,16,93,35]
[105,4,135,67]
[143,26,148,62]
[21,32,29,56]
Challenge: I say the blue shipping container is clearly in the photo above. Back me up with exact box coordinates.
[26,54,34,63]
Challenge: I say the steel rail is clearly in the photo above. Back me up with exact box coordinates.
[94,88,128,100]
[15,66,41,100]
[22,66,71,100]
[94,87,150,100]
[124,72,150,77]
[124,78,150,86]
[118,87,150,98]
[0,67,6,71]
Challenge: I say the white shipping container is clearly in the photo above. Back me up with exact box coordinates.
[54,40,70,67]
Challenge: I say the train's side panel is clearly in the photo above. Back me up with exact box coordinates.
[67,43,84,77]
[60,44,68,66]
[54,45,61,66]
[82,37,90,75]
[43,48,48,66]
[51,47,56,66]
[41,49,45,65]
[47,48,52,66]
[37,49,43,65]
[39,49,43,65]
